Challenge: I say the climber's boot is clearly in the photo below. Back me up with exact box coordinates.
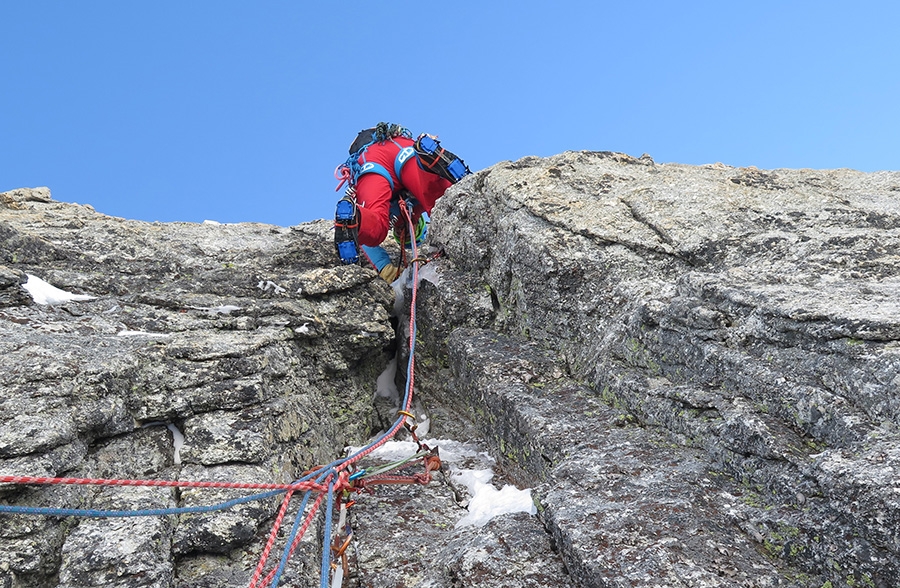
[334,196,360,264]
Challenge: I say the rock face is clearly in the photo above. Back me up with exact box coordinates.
[421,153,900,587]
[2,149,900,588]
[0,188,394,587]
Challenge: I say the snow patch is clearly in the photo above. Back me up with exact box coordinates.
[375,356,400,402]
[257,280,286,295]
[417,262,441,287]
[452,468,536,528]
[353,438,534,528]
[167,423,185,465]
[410,400,430,438]
[186,305,241,315]
[353,438,492,469]
[117,330,171,339]
[141,422,185,465]
[23,274,96,305]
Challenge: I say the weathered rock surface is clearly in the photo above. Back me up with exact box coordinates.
[2,148,900,588]
[347,438,573,588]
[0,188,394,587]
[419,153,900,587]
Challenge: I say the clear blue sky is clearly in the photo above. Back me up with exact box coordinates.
[3,2,898,225]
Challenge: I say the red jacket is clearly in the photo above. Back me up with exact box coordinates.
[353,137,453,247]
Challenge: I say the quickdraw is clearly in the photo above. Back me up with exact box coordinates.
[321,422,442,587]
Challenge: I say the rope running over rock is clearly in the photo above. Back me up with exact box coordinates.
[0,201,434,588]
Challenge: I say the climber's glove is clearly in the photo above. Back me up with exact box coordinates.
[378,263,401,284]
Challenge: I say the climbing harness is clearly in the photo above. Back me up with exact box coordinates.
[333,123,470,271]
[1,202,437,588]
[334,122,413,193]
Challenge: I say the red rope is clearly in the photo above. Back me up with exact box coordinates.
[4,210,435,588]
[403,203,421,413]
[334,165,352,191]
[325,204,421,475]
[0,475,325,493]
[255,488,329,588]
[248,488,298,588]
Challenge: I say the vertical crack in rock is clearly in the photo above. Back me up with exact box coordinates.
[421,154,900,587]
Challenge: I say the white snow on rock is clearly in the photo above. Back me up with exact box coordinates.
[375,357,400,403]
[186,305,242,315]
[417,261,441,287]
[452,467,537,528]
[117,330,172,338]
[23,274,96,305]
[353,438,536,528]
[257,280,286,295]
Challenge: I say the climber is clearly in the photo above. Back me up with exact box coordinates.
[333,122,470,283]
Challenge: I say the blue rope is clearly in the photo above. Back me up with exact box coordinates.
[319,477,337,588]
[306,203,421,588]
[1,199,425,588]
[404,200,421,405]
[267,489,314,588]
[269,464,336,588]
